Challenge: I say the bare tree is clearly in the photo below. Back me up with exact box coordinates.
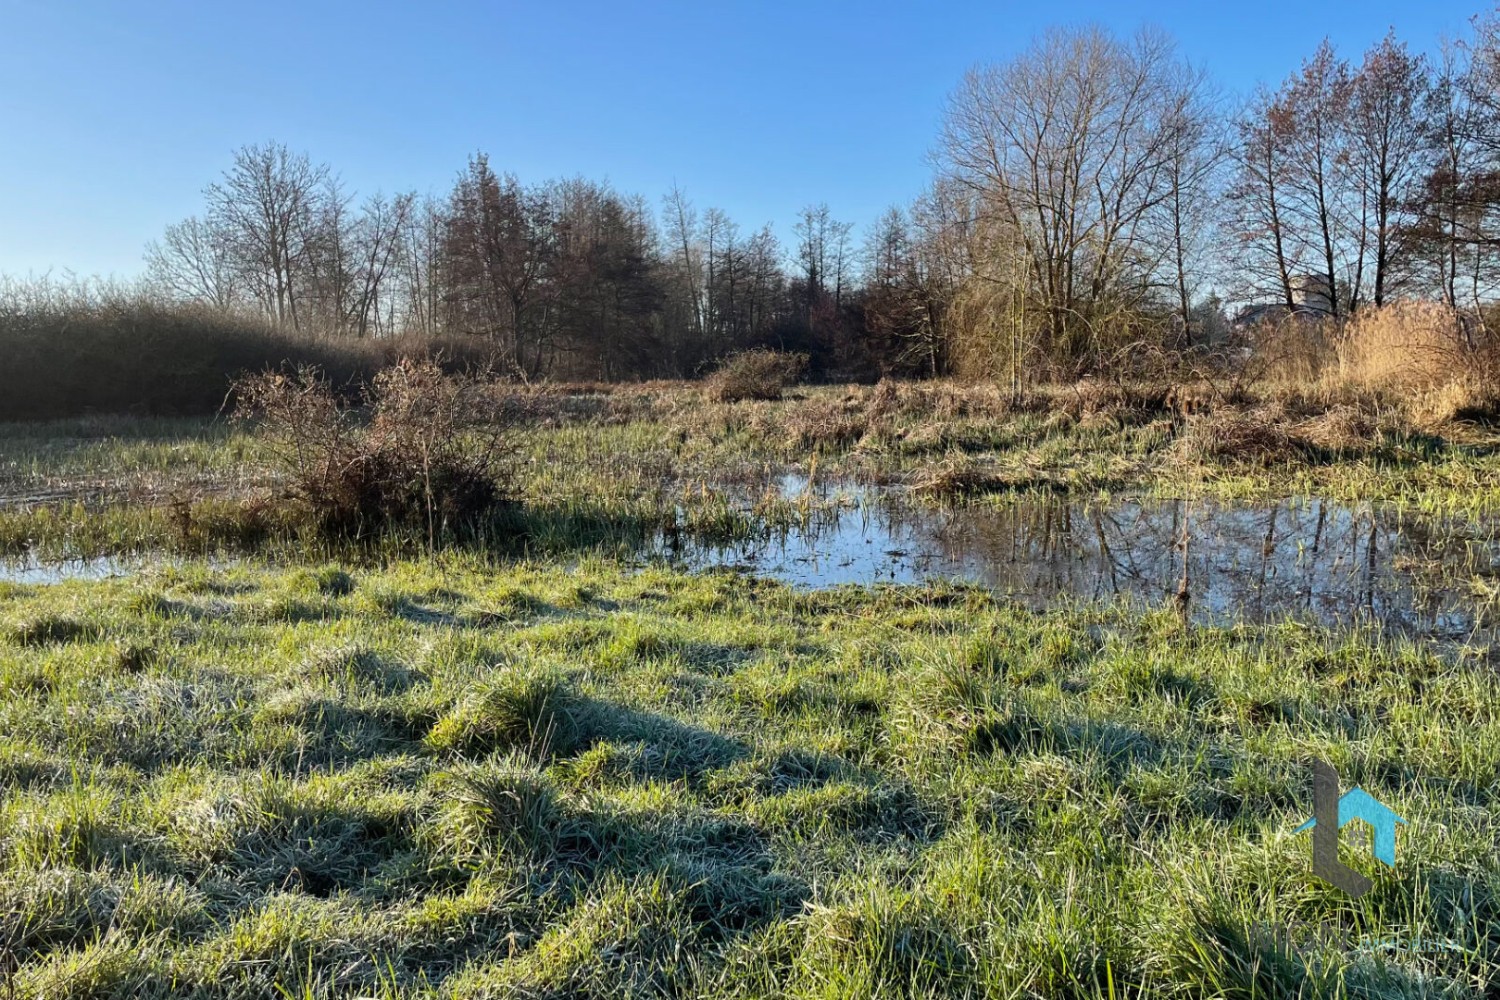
[1278,41,1357,317]
[397,195,446,336]
[938,26,1213,369]
[348,191,415,337]
[1350,32,1431,306]
[793,203,851,312]
[1226,88,1302,310]
[205,142,331,330]
[662,185,703,343]
[1404,18,1500,315]
[861,206,946,375]
[1157,61,1228,343]
[144,216,239,309]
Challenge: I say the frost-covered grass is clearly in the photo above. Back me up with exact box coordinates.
[0,558,1496,998]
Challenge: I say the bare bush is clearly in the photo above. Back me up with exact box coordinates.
[233,360,510,542]
[706,350,809,402]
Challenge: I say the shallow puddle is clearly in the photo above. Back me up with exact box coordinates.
[667,479,1500,638]
[0,555,137,585]
[5,482,1497,639]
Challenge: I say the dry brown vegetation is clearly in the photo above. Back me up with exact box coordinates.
[705,349,810,402]
[232,359,512,542]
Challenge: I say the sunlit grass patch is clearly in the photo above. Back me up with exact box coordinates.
[0,559,1494,996]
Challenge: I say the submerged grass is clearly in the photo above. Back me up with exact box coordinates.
[0,558,1496,997]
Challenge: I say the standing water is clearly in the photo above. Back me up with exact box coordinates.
[666,478,1500,638]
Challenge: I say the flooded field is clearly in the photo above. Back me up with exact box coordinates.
[668,477,1500,638]
[6,475,1499,641]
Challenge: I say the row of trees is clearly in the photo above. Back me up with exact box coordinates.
[1228,30,1500,318]
[145,144,884,379]
[144,9,1500,381]
[932,12,1500,378]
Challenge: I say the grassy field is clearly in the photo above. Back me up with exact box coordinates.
[1,558,1497,998]
[1,377,1499,997]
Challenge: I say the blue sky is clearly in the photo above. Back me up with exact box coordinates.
[0,0,1487,279]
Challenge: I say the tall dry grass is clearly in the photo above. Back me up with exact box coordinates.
[1334,301,1483,389]
[1245,318,1339,386]
[0,277,504,420]
[1331,303,1500,426]
[1234,303,1500,427]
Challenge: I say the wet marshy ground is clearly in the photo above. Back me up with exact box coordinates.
[664,477,1500,640]
[4,476,1498,642]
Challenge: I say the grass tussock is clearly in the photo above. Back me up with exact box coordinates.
[4,614,98,647]
[426,668,587,759]
[1173,405,1300,466]
[911,462,1025,499]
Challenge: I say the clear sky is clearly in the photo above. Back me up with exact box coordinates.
[0,0,1488,280]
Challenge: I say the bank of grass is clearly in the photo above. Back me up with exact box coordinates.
[0,558,1495,997]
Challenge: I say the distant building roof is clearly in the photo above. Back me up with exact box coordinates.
[1230,302,1328,330]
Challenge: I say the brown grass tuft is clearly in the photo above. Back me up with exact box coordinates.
[1173,405,1299,466]
[1063,379,1173,426]
[1289,404,1379,452]
[911,462,1017,499]
[785,398,870,451]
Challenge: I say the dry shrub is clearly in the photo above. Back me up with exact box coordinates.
[706,350,808,402]
[233,359,510,540]
[1334,302,1476,390]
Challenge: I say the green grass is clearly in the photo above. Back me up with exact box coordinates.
[0,558,1496,997]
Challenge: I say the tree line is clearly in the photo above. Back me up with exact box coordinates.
[143,9,1500,382]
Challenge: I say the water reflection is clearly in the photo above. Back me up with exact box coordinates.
[671,482,1500,638]
[0,556,134,585]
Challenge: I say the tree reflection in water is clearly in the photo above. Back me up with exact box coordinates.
[670,479,1499,639]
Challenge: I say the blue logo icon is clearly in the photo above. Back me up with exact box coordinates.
[1294,759,1407,897]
